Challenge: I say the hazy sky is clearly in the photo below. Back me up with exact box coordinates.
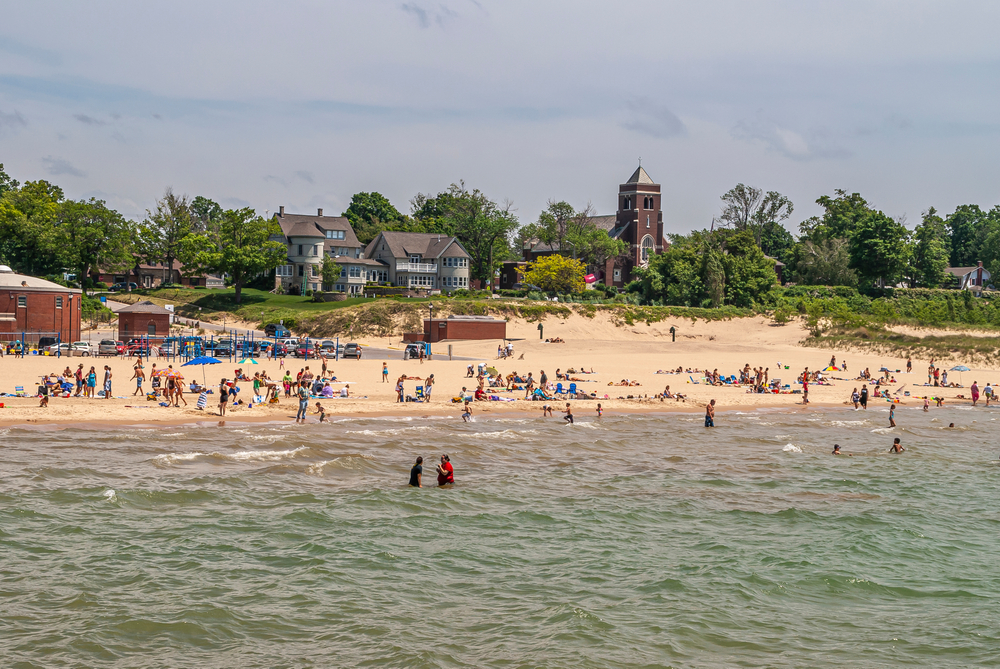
[1,0,999,233]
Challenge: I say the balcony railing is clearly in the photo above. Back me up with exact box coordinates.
[395,262,438,273]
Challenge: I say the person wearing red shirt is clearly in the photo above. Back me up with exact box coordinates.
[436,455,454,487]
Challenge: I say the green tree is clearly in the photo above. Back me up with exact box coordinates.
[945,204,1000,267]
[54,198,134,284]
[143,188,193,285]
[848,211,911,288]
[787,238,857,286]
[759,220,795,260]
[0,179,65,276]
[190,196,223,233]
[802,190,871,241]
[439,182,518,287]
[632,246,706,306]
[0,163,19,197]
[181,208,287,303]
[910,207,951,287]
[523,254,586,293]
[321,255,342,291]
[720,230,777,307]
[343,192,406,245]
[719,184,793,248]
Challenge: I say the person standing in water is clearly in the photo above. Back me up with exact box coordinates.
[409,457,423,487]
[461,400,472,422]
[851,388,860,409]
[859,386,868,410]
[563,403,574,424]
[436,455,454,486]
[889,402,896,428]
[705,399,716,427]
[596,403,603,417]
[832,444,842,455]
[971,381,980,406]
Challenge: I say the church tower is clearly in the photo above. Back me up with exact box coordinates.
[609,164,663,285]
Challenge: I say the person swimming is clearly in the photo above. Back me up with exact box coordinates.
[889,437,905,453]
[832,444,841,455]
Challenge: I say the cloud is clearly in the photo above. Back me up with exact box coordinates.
[621,99,686,139]
[74,113,107,126]
[732,111,850,160]
[264,175,289,187]
[0,36,61,66]
[42,156,86,177]
[295,170,314,184]
[400,3,458,28]
[0,108,28,130]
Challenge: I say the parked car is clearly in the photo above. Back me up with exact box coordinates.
[109,282,139,292]
[71,341,93,356]
[343,343,362,359]
[277,337,299,350]
[46,342,72,355]
[160,340,176,356]
[403,343,425,360]
[319,340,344,357]
[38,336,58,350]
[213,339,234,358]
[295,343,319,359]
[98,339,119,356]
[264,324,291,338]
[126,339,152,355]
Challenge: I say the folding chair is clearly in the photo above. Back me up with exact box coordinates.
[15,386,25,397]
[689,375,700,384]
[415,385,425,400]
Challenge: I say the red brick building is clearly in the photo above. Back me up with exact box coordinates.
[418,315,507,343]
[117,301,172,340]
[0,266,82,343]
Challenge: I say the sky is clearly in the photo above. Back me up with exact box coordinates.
[1,0,999,234]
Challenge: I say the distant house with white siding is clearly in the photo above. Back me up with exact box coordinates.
[945,261,992,291]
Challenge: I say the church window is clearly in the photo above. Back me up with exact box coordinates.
[623,197,631,211]
[640,235,654,264]
[646,215,650,228]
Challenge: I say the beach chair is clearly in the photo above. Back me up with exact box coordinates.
[415,385,425,401]
[689,375,700,384]
[568,383,577,395]
[555,383,565,394]
[14,386,25,397]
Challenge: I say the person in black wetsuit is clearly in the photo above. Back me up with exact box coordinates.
[409,457,423,487]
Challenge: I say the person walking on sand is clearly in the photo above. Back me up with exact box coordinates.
[75,364,84,397]
[296,380,310,422]
[889,437,905,453]
[802,369,809,404]
[906,357,912,373]
[86,366,97,398]
[131,365,145,396]
[889,403,896,428]
[563,403,574,424]
[425,374,434,402]
[103,365,113,399]
[971,381,980,406]
[396,377,405,403]
[409,456,423,487]
[705,399,716,427]
[382,362,389,383]
[436,455,454,486]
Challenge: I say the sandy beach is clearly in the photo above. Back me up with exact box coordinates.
[1,314,993,427]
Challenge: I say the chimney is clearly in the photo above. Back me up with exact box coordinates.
[979,261,984,267]
[317,208,323,216]
[278,206,284,216]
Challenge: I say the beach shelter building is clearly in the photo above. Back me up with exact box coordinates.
[117,300,172,341]
[0,265,82,344]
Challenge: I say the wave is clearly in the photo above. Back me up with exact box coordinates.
[782,444,802,453]
[153,446,309,465]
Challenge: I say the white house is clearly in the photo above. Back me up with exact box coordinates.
[271,207,363,293]
[945,261,992,291]
[363,231,471,291]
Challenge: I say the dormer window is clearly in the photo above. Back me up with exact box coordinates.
[410,255,421,263]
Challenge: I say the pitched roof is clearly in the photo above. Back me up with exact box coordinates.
[364,232,468,260]
[117,300,172,314]
[587,215,618,232]
[625,165,655,185]
[945,266,987,277]
[274,212,361,246]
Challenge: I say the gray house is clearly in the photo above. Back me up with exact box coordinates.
[271,207,363,293]
[364,231,471,290]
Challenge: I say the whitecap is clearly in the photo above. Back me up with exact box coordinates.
[870,427,895,434]
[153,452,206,465]
[224,446,308,461]
[103,489,116,501]
[782,444,802,453]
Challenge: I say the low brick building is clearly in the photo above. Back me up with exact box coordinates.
[117,300,172,340]
[0,266,82,343]
[420,315,507,343]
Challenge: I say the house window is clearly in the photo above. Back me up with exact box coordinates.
[17,295,26,308]
[56,296,63,308]
[410,255,421,263]
[640,235,654,264]
[298,265,304,277]
[349,266,362,278]
[340,267,347,278]
[613,269,621,281]
[335,284,345,292]
[311,265,318,277]
[325,230,345,240]
[277,265,293,277]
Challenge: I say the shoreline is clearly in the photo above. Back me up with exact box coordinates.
[0,398,939,431]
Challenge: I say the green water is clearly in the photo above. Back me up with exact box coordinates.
[3,407,1000,667]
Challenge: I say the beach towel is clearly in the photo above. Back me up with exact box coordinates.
[196,391,209,409]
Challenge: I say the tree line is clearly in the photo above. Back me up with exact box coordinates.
[3,161,998,308]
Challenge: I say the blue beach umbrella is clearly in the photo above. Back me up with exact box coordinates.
[950,365,971,385]
[182,355,222,385]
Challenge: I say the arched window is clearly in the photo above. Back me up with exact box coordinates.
[640,235,655,265]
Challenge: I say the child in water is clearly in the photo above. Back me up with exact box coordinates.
[596,403,603,417]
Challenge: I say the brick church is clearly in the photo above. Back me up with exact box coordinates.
[522,164,668,288]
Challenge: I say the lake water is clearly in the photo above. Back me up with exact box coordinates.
[3,406,1000,668]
